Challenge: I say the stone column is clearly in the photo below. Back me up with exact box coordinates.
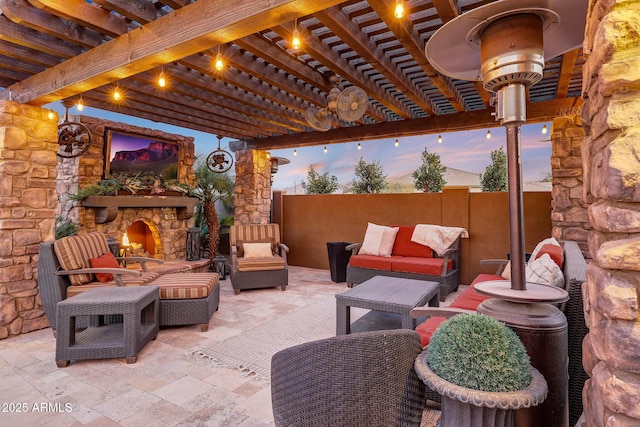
[550,116,589,255]
[234,149,271,225]
[581,1,640,425]
[0,101,58,339]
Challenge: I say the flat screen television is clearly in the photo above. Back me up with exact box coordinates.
[104,129,180,181]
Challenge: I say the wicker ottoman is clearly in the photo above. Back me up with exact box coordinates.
[149,273,220,332]
[55,286,159,367]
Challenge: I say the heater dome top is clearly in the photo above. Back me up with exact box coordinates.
[425,0,587,82]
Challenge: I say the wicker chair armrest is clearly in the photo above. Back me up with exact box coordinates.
[230,246,238,271]
[277,243,289,264]
[345,242,361,255]
[438,246,459,276]
[480,259,509,275]
[115,256,163,272]
[56,268,142,287]
[410,306,476,318]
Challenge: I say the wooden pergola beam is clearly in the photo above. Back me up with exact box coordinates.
[246,98,584,149]
[0,0,346,105]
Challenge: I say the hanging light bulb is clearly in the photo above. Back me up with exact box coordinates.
[357,143,362,150]
[293,149,297,156]
[47,111,55,120]
[323,146,327,153]
[542,124,548,134]
[438,134,442,144]
[113,86,122,101]
[395,139,399,147]
[394,0,405,18]
[158,69,166,88]
[292,20,301,50]
[76,97,84,111]
[486,130,491,139]
[215,46,224,71]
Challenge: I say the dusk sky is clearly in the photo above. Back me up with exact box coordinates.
[49,101,552,192]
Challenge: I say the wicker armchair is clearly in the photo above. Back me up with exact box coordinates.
[271,329,426,427]
[229,223,288,294]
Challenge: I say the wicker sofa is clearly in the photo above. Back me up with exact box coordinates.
[411,240,588,427]
[37,232,220,333]
[346,224,461,300]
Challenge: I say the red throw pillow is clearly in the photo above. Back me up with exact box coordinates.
[89,252,121,282]
[534,243,564,268]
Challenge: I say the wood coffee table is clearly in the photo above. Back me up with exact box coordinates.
[335,276,439,335]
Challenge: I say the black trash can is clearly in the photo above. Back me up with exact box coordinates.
[327,242,352,283]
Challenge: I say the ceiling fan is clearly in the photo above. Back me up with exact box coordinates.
[305,75,369,132]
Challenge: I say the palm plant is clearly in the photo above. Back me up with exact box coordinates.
[193,158,234,262]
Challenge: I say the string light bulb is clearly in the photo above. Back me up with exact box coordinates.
[438,134,442,144]
[394,0,405,18]
[113,86,122,101]
[395,139,399,147]
[292,20,301,50]
[76,97,84,111]
[47,111,55,120]
[542,124,548,134]
[293,149,297,156]
[357,143,362,150]
[323,146,327,153]
[215,46,224,71]
[158,69,166,88]
[486,130,491,139]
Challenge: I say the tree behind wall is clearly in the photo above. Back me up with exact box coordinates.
[346,157,388,194]
[413,147,446,192]
[481,147,508,192]
[301,165,339,194]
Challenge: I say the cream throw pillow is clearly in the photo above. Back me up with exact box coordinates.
[359,222,399,257]
[525,253,565,287]
[243,242,273,258]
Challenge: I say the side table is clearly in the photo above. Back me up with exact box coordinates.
[55,286,159,367]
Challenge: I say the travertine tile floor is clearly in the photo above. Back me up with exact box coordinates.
[0,266,444,426]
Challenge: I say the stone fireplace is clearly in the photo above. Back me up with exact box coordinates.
[57,116,199,261]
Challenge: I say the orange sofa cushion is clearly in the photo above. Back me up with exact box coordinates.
[414,274,499,347]
[390,226,433,258]
[348,254,396,271]
[535,243,564,268]
[391,257,453,276]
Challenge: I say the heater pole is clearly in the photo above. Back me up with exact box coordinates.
[506,124,526,290]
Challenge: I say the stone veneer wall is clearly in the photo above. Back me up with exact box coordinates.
[550,116,590,255]
[581,1,640,425]
[58,116,197,261]
[234,149,271,225]
[0,101,58,339]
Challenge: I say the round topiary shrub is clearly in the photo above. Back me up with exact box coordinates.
[427,313,532,393]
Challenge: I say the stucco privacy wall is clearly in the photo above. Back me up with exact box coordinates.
[581,1,640,425]
[0,101,57,339]
[280,190,553,285]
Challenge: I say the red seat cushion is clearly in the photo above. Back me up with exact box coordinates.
[391,226,433,258]
[415,274,499,347]
[391,257,452,276]
[348,254,395,271]
[89,252,121,282]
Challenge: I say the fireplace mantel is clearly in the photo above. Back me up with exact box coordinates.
[81,195,199,224]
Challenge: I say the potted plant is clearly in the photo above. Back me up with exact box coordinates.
[414,313,548,427]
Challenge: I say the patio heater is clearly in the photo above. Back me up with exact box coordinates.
[425,1,586,426]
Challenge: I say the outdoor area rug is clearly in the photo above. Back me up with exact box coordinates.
[190,296,369,383]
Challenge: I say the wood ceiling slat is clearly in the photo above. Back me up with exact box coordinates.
[1,0,346,105]
[28,0,130,37]
[0,15,80,58]
[1,0,103,48]
[273,22,404,121]
[91,0,157,24]
[316,6,437,116]
[556,48,580,99]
